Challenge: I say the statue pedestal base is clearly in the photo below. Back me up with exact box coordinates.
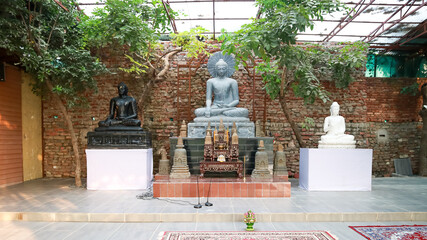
[299,148,372,191]
[86,149,153,190]
[170,166,191,179]
[188,117,255,138]
[200,161,243,178]
[318,141,356,149]
[87,131,151,149]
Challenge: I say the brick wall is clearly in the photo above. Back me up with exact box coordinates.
[42,42,425,178]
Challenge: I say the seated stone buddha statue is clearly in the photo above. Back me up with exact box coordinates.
[194,55,248,119]
[188,52,254,138]
[98,82,141,128]
[318,102,356,148]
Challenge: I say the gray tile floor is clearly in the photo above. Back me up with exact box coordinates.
[0,177,426,240]
[2,220,427,240]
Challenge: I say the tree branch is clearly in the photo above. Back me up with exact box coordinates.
[38,3,43,29]
[156,49,181,79]
[47,15,59,47]
[20,13,42,56]
[154,48,181,67]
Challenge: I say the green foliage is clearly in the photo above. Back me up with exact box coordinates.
[255,61,282,99]
[216,28,230,42]
[329,41,369,88]
[221,0,368,105]
[301,117,315,130]
[171,27,216,58]
[80,1,213,78]
[80,0,177,54]
[119,55,149,75]
[0,0,106,106]
[401,82,420,96]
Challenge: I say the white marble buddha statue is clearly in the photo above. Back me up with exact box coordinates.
[318,102,356,149]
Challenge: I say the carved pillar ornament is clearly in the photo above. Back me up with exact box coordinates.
[206,122,212,137]
[157,147,170,175]
[230,131,239,160]
[180,120,187,137]
[255,120,265,137]
[232,122,237,135]
[251,140,272,179]
[273,143,288,177]
[218,118,225,132]
[169,136,191,179]
[204,130,214,162]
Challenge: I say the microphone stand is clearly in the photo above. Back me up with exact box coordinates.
[194,176,202,209]
[205,178,213,206]
[243,156,246,182]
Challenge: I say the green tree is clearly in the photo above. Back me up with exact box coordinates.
[0,0,106,187]
[221,0,368,147]
[80,0,215,119]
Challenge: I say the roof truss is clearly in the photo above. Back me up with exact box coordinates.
[76,0,427,50]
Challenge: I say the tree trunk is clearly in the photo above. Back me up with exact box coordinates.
[46,80,82,187]
[279,66,306,148]
[278,95,306,148]
[137,50,181,121]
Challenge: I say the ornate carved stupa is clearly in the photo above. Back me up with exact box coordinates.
[157,147,170,176]
[200,119,242,177]
[251,140,272,179]
[169,136,191,179]
[273,143,288,177]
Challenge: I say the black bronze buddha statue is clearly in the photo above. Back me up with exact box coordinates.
[97,82,141,130]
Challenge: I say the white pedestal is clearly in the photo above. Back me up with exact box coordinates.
[86,149,153,190]
[299,148,372,191]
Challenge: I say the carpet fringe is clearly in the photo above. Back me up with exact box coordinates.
[157,231,165,240]
[158,231,339,240]
[327,231,340,240]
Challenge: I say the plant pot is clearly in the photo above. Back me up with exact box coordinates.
[245,222,254,231]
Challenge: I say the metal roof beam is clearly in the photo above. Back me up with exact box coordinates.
[312,19,420,24]
[399,29,427,46]
[76,1,424,5]
[294,41,426,50]
[78,0,256,3]
[213,0,216,39]
[175,18,423,25]
[364,0,427,42]
[345,2,424,6]
[322,0,375,42]
[160,0,255,2]
[177,17,252,20]
[299,33,403,38]
[369,45,427,51]
[161,0,178,34]
[393,20,427,46]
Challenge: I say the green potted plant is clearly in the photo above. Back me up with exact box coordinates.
[243,210,256,231]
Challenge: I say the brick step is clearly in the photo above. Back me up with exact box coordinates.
[153,176,290,198]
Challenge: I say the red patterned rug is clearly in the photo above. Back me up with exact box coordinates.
[349,225,427,240]
[159,231,337,240]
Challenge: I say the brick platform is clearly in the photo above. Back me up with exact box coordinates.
[153,176,291,198]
